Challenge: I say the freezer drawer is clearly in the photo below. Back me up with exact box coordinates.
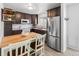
[56,37,61,51]
[47,36,56,49]
[47,35,61,51]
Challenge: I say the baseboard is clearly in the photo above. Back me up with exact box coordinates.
[67,44,79,51]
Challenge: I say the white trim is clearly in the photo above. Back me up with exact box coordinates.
[61,3,67,53]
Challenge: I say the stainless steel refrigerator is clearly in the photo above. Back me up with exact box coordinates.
[47,16,61,51]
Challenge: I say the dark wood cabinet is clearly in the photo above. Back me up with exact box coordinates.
[14,12,22,20]
[4,21,12,36]
[31,15,35,26]
[47,7,60,17]
[55,7,60,16]
[31,29,47,35]
[2,8,38,25]
[21,13,31,19]
[2,8,38,36]
[48,9,56,17]
[25,14,31,19]
[31,15,38,26]
[2,9,14,21]
[4,21,22,36]
[12,12,22,24]
[12,30,22,35]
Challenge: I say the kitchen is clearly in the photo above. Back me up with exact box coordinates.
[0,3,64,56]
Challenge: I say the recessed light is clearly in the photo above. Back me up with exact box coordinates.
[28,6,33,10]
[25,3,32,7]
[25,3,34,10]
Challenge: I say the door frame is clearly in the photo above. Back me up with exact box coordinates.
[60,3,67,53]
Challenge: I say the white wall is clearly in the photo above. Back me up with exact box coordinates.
[0,3,4,43]
[38,11,47,28]
[67,4,79,50]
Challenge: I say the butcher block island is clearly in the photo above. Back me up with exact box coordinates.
[0,32,38,48]
[0,32,46,56]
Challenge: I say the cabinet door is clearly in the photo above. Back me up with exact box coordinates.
[4,21,12,36]
[25,14,31,19]
[13,12,21,24]
[47,7,60,17]
[31,15,38,26]
[21,13,25,19]
[51,9,56,16]
[21,13,31,19]
[15,12,22,20]
[48,9,56,17]
[31,15,35,26]
[56,7,60,16]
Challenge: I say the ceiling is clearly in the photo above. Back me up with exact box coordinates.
[3,3,60,14]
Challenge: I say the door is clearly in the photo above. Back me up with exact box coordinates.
[52,16,60,37]
[67,4,79,50]
[47,17,54,35]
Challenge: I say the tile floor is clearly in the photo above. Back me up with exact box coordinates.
[44,44,79,56]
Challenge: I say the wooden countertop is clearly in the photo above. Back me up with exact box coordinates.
[0,32,38,48]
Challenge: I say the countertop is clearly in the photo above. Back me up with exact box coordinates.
[32,27,47,31]
[0,32,38,48]
[32,25,47,31]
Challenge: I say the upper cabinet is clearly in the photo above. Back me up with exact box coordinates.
[12,12,22,24]
[31,15,38,26]
[14,12,22,20]
[47,7,60,17]
[21,13,31,19]
[2,8,38,25]
[25,14,31,19]
[2,8,14,21]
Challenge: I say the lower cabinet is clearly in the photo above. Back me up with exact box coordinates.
[4,21,22,36]
[12,30,22,35]
[4,21,12,36]
[31,29,47,35]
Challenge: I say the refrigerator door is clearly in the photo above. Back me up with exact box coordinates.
[53,16,60,37]
[48,16,60,37]
[47,17,54,35]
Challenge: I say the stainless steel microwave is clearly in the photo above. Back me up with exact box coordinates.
[21,19,30,24]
